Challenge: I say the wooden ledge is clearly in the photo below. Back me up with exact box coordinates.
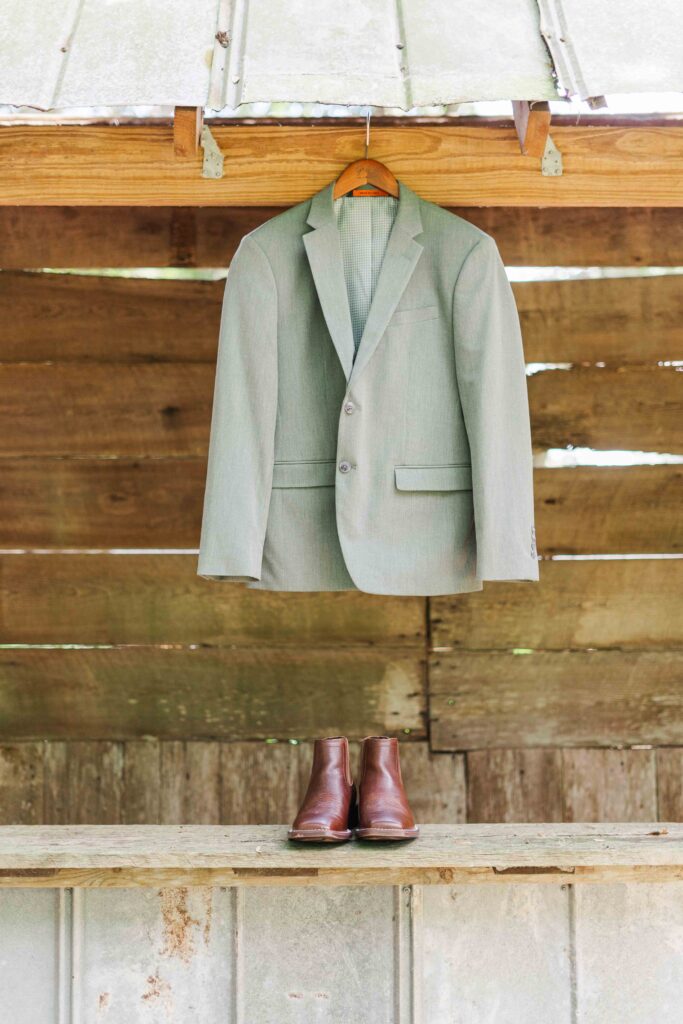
[0,824,681,888]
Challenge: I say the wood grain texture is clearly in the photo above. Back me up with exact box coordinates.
[561,749,657,822]
[535,466,682,555]
[528,365,682,452]
[0,554,425,645]
[656,749,683,821]
[1,363,678,456]
[0,744,44,824]
[1,461,678,554]
[2,207,681,268]
[430,650,683,750]
[0,271,222,362]
[4,270,681,364]
[516,273,683,363]
[0,646,426,741]
[466,749,564,823]
[1,125,682,206]
[0,363,212,457]
[430,558,683,650]
[1,823,682,889]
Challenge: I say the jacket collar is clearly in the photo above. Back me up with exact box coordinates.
[303,178,424,384]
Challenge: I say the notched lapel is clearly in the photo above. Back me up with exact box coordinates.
[303,187,355,383]
[303,178,425,387]
[349,234,423,385]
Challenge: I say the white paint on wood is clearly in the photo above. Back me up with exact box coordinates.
[75,887,235,1023]
[0,889,62,1023]
[422,884,573,1022]
[574,882,683,1023]
[238,885,398,1022]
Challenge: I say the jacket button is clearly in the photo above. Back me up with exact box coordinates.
[339,460,351,473]
[343,401,355,415]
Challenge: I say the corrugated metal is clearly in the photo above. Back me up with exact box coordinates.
[538,0,683,99]
[0,0,680,111]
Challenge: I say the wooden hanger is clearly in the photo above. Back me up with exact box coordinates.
[333,110,399,199]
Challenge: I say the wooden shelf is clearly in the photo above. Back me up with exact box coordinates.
[1,823,681,887]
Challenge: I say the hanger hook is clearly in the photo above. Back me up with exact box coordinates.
[365,108,371,160]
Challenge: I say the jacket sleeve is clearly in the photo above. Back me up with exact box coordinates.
[197,234,278,581]
[453,234,539,582]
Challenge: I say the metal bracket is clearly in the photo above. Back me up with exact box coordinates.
[201,126,224,179]
[541,134,563,176]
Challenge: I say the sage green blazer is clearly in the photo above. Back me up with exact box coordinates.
[198,179,539,595]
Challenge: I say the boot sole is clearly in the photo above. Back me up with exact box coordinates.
[287,828,353,843]
[354,826,420,841]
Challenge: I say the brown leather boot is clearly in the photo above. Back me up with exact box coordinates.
[288,737,356,843]
[356,736,419,841]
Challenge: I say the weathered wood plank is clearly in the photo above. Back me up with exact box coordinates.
[0,744,44,825]
[0,740,455,827]
[0,363,212,457]
[535,466,682,555]
[466,748,660,824]
[561,749,657,822]
[1,461,678,554]
[430,650,683,750]
[517,273,683,362]
[220,742,306,826]
[1,125,682,206]
[431,558,683,650]
[120,740,160,825]
[41,742,124,825]
[655,749,683,821]
[3,270,681,364]
[398,745,467,825]
[0,271,222,362]
[1,824,682,890]
[0,554,425,646]
[2,207,681,268]
[466,750,564,823]
[528,365,682,452]
[0,647,425,741]
[1,363,678,456]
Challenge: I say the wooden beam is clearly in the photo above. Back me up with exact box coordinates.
[0,461,679,554]
[512,101,551,157]
[430,650,683,749]
[2,207,682,267]
[0,646,425,742]
[0,823,682,888]
[0,554,426,646]
[173,106,203,158]
[1,125,682,206]
[0,363,678,456]
[430,558,683,651]
[3,270,681,364]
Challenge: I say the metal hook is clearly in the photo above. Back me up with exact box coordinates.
[365,108,371,160]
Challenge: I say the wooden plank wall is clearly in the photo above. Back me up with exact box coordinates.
[0,206,681,826]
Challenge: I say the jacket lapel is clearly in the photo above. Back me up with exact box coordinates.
[349,181,424,386]
[303,183,356,382]
[303,179,424,386]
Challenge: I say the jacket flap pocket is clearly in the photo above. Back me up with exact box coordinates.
[395,464,472,491]
[272,460,336,488]
[391,304,439,325]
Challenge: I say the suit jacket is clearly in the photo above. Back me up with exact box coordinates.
[197,178,539,595]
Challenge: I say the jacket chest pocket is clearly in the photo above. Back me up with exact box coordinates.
[390,304,440,326]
